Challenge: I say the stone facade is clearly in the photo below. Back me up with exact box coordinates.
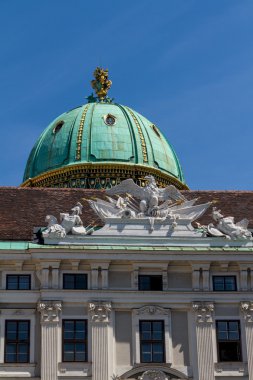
[0,239,253,379]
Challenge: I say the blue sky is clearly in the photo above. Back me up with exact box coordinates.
[0,0,252,189]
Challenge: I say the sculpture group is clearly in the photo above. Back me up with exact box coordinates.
[42,176,252,241]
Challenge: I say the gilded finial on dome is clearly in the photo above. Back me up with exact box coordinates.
[91,67,112,101]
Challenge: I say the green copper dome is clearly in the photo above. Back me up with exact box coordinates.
[22,102,187,189]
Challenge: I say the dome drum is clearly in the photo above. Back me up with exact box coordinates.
[21,162,188,189]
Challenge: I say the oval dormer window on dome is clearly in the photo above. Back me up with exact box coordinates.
[103,114,116,126]
[53,121,64,134]
[151,124,160,138]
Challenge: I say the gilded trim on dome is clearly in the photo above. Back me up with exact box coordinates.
[75,105,89,161]
[21,163,189,190]
[126,107,148,163]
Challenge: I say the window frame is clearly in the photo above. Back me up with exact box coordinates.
[138,275,163,291]
[62,319,88,362]
[216,319,242,362]
[63,273,88,290]
[6,274,31,290]
[139,320,165,363]
[132,306,172,365]
[212,275,237,292]
[60,271,89,290]
[4,320,30,363]
[2,272,34,290]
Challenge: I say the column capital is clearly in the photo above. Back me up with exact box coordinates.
[192,301,214,323]
[88,301,111,323]
[37,300,62,323]
[241,301,253,323]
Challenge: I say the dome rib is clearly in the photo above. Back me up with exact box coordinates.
[22,103,188,189]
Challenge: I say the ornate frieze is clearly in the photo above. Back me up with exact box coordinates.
[88,301,112,323]
[136,306,170,316]
[139,370,168,380]
[37,301,62,323]
[192,301,214,323]
[241,301,253,323]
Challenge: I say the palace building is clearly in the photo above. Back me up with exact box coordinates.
[0,68,253,380]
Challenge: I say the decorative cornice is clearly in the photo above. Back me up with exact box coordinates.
[192,301,214,323]
[135,305,170,316]
[88,301,111,323]
[241,301,253,323]
[21,162,188,190]
[37,300,62,323]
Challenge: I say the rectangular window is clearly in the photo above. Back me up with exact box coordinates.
[213,276,237,291]
[5,320,30,363]
[63,274,87,290]
[138,275,163,291]
[216,320,242,362]
[139,320,165,363]
[62,320,88,362]
[6,275,31,290]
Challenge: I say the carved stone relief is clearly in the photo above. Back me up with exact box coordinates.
[136,306,170,316]
[241,301,253,323]
[88,301,112,323]
[37,300,62,323]
[192,301,214,323]
[139,370,168,380]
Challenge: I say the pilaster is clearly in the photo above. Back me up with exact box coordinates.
[192,301,215,380]
[241,301,253,379]
[37,300,62,380]
[192,264,201,291]
[89,301,113,380]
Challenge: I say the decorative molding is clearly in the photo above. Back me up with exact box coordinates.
[88,301,111,323]
[75,104,90,160]
[241,301,253,323]
[37,300,62,323]
[21,162,188,190]
[192,301,214,323]
[214,362,247,374]
[135,306,170,316]
[126,107,148,163]
[139,370,168,380]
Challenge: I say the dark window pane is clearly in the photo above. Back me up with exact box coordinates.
[75,275,87,289]
[19,276,30,290]
[213,276,236,291]
[6,276,18,290]
[153,343,164,362]
[63,275,75,289]
[140,320,165,363]
[219,342,241,361]
[216,320,241,362]
[139,275,163,291]
[6,275,31,290]
[141,343,152,362]
[5,321,30,363]
[63,320,87,362]
[63,274,87,290]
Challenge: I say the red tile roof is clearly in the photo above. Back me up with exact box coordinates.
[0,187,253,241]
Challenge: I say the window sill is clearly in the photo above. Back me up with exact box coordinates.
[214,362,247,376]
[0,363,36,377]
[58,362,91,377]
